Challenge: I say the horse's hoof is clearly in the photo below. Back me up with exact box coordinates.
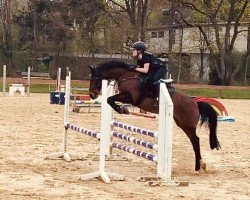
[122,107,130,115]
[195,168,205,175]
[200,160,207,170]
[195,170,201,175]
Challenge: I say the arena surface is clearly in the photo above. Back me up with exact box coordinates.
[0,93,249,200]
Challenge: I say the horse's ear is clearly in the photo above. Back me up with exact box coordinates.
[88,65,93,71]
[88,66,95,75]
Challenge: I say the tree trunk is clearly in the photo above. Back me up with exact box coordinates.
[32,0,39,71]
[199,49,204,79]
[168,2,176,53]
[229,53,243,85]
[1,0,14,75]
[244,55,249,85]
[177,27,183,84]
[245,25,250,85]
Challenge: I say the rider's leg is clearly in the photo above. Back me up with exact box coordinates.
[152,67,167,97]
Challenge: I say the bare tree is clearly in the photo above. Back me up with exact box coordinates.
[177,25,183,84]
[0,0,14,75]
[107,0,149,42]
[169,0,249,85]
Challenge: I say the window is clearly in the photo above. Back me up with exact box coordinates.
[151,31,157,38]
[158,31,165,38]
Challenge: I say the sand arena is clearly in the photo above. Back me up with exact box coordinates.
[0,94,249,200]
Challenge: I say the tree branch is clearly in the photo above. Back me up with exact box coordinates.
[107,0,127,11]
[230,0,249,51]
[213,0,224,17]
[237,29,249,34]
[180,2,207,16]
[225,0,236,51]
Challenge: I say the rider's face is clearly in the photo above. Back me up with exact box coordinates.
[132,49,139,58]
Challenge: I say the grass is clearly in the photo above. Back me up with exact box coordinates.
[179,88,250,99]
[1,83,249,99]
[0,82,90,94]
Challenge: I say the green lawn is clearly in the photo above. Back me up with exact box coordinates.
[1,83,249,99]
[178,88,250,99]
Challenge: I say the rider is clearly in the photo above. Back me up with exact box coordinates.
[129,41,168,97]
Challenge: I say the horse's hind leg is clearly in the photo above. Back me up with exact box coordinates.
[186,127,207,172]
[176,121,205,172]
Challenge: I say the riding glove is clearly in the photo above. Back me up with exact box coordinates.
[128,64,137,71]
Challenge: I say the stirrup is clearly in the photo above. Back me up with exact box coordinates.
[160,78,174,83]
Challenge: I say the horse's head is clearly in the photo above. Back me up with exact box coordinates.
[88,65,102,99]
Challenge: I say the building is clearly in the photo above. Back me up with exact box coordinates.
[146,23,249,81]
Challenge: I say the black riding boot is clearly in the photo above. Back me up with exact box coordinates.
[153,81,160,107]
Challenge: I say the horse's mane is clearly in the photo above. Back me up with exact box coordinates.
[95,60,130,73]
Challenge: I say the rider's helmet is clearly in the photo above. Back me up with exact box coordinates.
[132,41,147,52]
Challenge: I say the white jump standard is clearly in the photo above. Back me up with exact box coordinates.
[2,65,31,96]
[82,80,182,185]
[46,73,184,185]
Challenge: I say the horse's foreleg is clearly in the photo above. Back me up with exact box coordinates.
[107,92,133,114]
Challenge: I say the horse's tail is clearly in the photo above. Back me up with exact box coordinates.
[197,102,221,150]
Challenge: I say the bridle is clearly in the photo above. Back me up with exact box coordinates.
[90,67,141,93]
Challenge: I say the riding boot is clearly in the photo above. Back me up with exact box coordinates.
[153,81,160,107]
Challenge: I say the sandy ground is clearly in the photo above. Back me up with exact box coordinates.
[0,93,249,200]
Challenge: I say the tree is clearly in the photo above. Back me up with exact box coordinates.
[169,0,249,85]
[0,0,14,74]
[14,0,75,72]
[69,0,106,56]
[106,0,149,43]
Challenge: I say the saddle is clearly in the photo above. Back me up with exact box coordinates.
[135,78,175,106]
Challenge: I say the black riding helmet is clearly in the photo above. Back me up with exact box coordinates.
[132,41,146,52]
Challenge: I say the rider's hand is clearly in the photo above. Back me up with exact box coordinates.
[128,64,137,71]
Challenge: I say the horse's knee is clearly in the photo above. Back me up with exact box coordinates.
[107,96,114,105]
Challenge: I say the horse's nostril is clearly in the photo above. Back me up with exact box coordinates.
[90,93,96,99]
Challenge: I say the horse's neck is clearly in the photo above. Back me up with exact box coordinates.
[103,68,127,80]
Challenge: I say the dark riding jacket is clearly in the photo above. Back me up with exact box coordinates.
[137,52,167,83]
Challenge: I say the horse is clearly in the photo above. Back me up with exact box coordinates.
[88,60,220,173]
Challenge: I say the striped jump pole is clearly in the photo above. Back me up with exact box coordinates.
[112,121,157,138]
[111,142,157,162]
[112,131,157,150]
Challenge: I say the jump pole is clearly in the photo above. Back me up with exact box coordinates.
[130,111,156,119]
[3,65,6,96]
[27,66,31,96]
[56,67,61,91]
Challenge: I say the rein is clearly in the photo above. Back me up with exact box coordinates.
[117,73,140,84]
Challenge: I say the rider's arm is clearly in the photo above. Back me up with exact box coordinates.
[135,63,149,73]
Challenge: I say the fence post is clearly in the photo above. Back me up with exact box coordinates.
[3,65,6,96]
[157,83,174,182]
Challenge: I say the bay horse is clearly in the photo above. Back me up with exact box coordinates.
[88,60,220,173]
